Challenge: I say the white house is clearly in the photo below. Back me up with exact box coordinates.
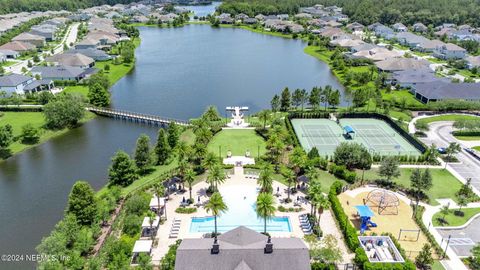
[0,74,34,95]
[434,43,467,59]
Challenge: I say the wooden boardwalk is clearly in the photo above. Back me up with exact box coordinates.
[86,107,190,127]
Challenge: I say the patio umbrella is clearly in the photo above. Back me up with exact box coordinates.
[198,196,200,203]
[277,187,280,193]
[182,197,186,203]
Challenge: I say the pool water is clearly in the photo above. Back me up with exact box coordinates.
[189,185,292,233]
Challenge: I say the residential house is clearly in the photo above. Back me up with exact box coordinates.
[375,58,430,72]
[350,43,377,53]
[243,18,257,24]
[0,41,36,52]
[254,14,265,21]
[417,39,445,52]
[174,226,310,270]
[31,66,91,81]
[374,25,395,40]
[294,13,313,20]
[23,79,54,94]
[234,13,249,21]
[0,49,18,59]
[12,32,46,47]
[46,53,95,69]
[367,22,384,31]
[277,14,289,20]
[216,13,233,24]
[30,25,57,41]
[352,47,402,61]
[448,29,475,41]
[392,23,407,32]
[466,56,480,69]
[395,32,429,49]
[0,52,5,62]
[330,37,365,49]
[433,43,467,59]
[75,38,98,50]
[318,27,345,40]
[0,74,34,95]
[388,68,441,89]
[346,22,364,32]
[413,81,480,103]
[65,48,112,61]
[412,23,428,33]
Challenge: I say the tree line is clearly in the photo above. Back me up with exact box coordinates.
[218,0,480,27]
[0,0,136,14]
[270,86,341,112]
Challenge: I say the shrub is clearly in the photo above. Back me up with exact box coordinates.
[175,207,197,214]
[122,214,142,237]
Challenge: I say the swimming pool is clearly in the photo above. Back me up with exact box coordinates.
[189,185,292,233]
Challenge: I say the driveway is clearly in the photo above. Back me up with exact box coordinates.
[437,216,480,257]
[421,122,480,194]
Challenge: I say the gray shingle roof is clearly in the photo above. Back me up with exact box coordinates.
[31,66,85,79]
[415,81,480,100]
[0,73,32,86]
[175,226,310,270]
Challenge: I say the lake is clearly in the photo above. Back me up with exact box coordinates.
[0,23,344,269]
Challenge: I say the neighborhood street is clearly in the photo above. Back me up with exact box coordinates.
[6,22,79,74]
[420,121,480,194]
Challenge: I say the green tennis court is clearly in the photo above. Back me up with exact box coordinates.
[291,118,421,157]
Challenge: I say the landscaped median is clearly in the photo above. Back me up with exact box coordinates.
[432,207,480,227]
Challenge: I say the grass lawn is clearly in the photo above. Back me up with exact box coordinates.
[473,146,480,151]
[0,111,95,158]
[362,168,463,205]
[432,260,446,270]
[64,85,89,97]
[454,135,480,141]
[417,114,480,126]
[389,110,412,122]
[0,61,16,67]
[96,61,135,85]
[96,160,178,197]
[207,129,266,157]
[381,90,424,108]
[432,208,480,227]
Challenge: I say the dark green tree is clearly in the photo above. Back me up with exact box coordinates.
[0,124,14,150]
[167,122,180,149]
[43,94,85,129]
[21,123,40,144]
[67,181,97,225]
[155,129,170,165]
[280,87,291,111]
[270,94,280,112]
[134,134,152,173]
[108,150,138,186]
[88,82,110,107]
[378,156,400,182]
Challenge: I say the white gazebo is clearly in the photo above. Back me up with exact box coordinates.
[131,240,153,264]
[149,196,166,210]
[141,216,160,238]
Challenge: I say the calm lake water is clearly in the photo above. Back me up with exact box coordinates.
[178,1,221,17]
[0,23,344,268]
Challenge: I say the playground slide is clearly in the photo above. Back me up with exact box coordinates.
[368,221,377,227]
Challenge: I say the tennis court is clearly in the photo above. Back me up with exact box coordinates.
[291,118,421,157]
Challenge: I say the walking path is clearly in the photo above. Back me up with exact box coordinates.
[92,199,124,256]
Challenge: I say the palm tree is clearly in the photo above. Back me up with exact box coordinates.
[281,166,296,202]
[204,192,228,237]
[257,110,271,129]
[146,210,157,240]
[258,164,274,193]
[307,178,322,216]
[445,142,461,168]
[184,168,196,202]
[177,159,189,190]
[153,183,165,219]
[176,141,189,162]
[207,164,226,191]
[315,194,330,227]
[202,152,218,170]
[256,192,276,234]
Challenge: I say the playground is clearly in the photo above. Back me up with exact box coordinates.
[291,118,421,157]
[338,189,430,259]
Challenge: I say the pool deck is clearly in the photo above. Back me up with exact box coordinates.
[150,166,316,264]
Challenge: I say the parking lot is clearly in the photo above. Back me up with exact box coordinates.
[437,217,480,257]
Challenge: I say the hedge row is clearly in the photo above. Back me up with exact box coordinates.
[328,163,357,184]
[328,181,360,251]
[452,130,480,136]
[288,111,330,119]
[284,116,300,147]
[328,181,416,270]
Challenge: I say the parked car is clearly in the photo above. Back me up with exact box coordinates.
[437,147,447,154]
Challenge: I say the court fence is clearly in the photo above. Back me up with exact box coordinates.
[336,112,427,154]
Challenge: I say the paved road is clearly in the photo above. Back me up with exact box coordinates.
[437,217,480,257]
[422,122,480,193]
